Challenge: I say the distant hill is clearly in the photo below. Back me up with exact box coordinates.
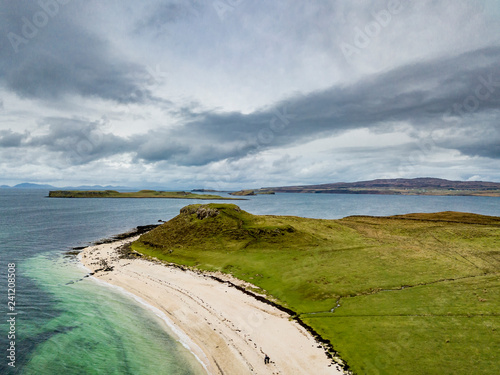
[13,183,56,189]
[260,178,500,197]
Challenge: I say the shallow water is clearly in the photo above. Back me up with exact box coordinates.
[0,188,498,374]
[19,255,205,375]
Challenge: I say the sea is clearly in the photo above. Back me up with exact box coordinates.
[0,188,499,374]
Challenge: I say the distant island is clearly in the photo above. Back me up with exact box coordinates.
[230,189,275,196]
[48,190,244,200]
[257,177,500,197]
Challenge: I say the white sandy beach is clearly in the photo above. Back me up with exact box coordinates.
[80,236,345,375]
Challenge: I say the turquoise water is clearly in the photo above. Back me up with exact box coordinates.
[20,255,205,375]
[1,189,499,374]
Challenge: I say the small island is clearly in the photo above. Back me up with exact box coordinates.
[229,189,275,196]
[48,190,244,200]
[229,189,256,196]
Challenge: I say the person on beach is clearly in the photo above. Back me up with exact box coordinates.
[264,354,270,364]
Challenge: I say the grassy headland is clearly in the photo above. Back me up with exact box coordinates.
[131,204,500,374]
[48,190,243,200]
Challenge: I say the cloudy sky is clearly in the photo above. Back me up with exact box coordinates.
[1,0,499,189]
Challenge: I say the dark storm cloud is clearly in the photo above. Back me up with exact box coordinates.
[437,124,500,160]
[269,46,500,134]
[0,1,154,103]
[0,130,27,147]
[133,126,259,166]
[27,117,129,164]
[2,43,499,167]
[457,142,500,160]
[131,46,500,165]
[134,0,204,34]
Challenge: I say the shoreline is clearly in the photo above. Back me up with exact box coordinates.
[79,235,345,374]
[77,255,211,373]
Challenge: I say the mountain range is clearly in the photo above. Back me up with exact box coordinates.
[1,183,131,190]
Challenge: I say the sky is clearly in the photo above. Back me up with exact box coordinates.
[0,0,499,189]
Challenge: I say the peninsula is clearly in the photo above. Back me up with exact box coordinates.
[48,190,243,200]
[83,203,500,374]
[257,177,500,197]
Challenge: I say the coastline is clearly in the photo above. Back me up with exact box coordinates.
[79,236,344,375]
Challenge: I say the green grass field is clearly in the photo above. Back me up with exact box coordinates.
[131,203,500,374]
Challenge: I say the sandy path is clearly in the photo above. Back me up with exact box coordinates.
[80,237,344,375]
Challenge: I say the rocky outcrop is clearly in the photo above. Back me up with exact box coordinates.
[180,204,221,219]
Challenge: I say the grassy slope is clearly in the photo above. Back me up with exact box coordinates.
[131,204,500,374]
[48,190,241,200]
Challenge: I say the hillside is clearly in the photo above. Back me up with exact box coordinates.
[260,177,500,196]
[131,203,500,374]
